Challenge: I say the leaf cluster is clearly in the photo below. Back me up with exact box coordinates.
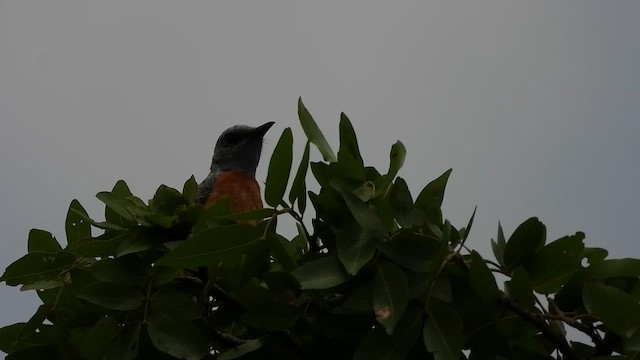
[2,99,640,359]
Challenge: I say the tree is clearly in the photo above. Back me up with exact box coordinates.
[1,98,639,360]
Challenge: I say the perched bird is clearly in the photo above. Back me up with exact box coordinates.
[197,122,274,214]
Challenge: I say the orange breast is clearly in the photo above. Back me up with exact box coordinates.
[204,170,263,214]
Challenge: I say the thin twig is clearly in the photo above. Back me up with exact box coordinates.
[501,293,579,360]
[548,300,604,351]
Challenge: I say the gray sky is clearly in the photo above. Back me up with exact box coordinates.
[1,1,639,327]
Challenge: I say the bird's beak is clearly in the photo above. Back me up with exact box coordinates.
[252,121,275,138]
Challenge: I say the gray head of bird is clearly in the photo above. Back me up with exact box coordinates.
[210,121,275,176]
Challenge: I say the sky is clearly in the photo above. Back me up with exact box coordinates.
[1,1,639,328]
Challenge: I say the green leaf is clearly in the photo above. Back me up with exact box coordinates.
[339,113,364,166]
[102,180,138,228]
[65,200,91,246]
[583,247,609,265]
[491,222,507,267]
[414,169,453,224]
[151,289,201,321]
[0,252,75,287]
[503,217,546,271]
[115,232,159,257]
[459,206,477,248]
[70,317,122,360]
[373,261,408,335]
[242,302,301,331]
[149,184,186,217]
[77,282,144,311]
[354,304,422,360]
[389,178,420,228]
[289,141,310,214]
[146,317,208,360]
[583,283,640,334]
[383,141,407,190]
[182,175,199,206]
[27,229,61,254]
[157,224,265,268]
[469,251,500,303]
[266,232,297,272]
[89,256,149,286]
[72,232,128,257]
[218,337,268,360]
[378,232,442,272]
[424,299,464,360]
[334,183,387,238]
[265,127,294,207]
[336,147,366,181]
[506,268,535,310]
[291,256,350,289]
[331,281,373,315]
[298,97,336,162]
[525,232,585,294]
[336,229,378,275]
[589,258,640,279]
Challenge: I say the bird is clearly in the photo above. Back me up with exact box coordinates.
[197,122,275,215]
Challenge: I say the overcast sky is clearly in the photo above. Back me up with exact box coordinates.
[1,1,639,327]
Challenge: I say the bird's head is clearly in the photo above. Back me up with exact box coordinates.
[210,121,275,176]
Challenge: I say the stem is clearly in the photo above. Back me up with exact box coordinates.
[501,293,579,360]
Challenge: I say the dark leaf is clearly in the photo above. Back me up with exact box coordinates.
[242,302,301,331]
[1,251,75,287]
[149,185,186,217]
[491,222,507,267]
[89,256,149,286]
[459,206,477,248]
[415,169,453,224]
[583,283,640,334]
[589,258,640,279]
[382,141,407,192]
[101,180,138,227]
[424,299,464,360]
[27,229,61,254]
[336,148,366,181]
[503,217,546,271]
[182,175,199,206]
[506,268,535,310]
[265,127,294,207]
[378,233,442,272]
[339,112,364,166]
[289,141,310,214]
[151,289,201,321]
[525,232,585,294]
[70,317,122,360]
[389,178,420,228]
[218,337,268,360]
[77,282,144,311]
[469,251,500,303]
[336,229,378,275]
[354,304,422,360]
[65,200,91,246]
[583,247,609,265]
[331,281,373,315]
[373,261,408,335]
[334,183,387,238]
[291,256,350,289]
[146,317,208,360]
[157,224,264,268]
[298,97,336,162]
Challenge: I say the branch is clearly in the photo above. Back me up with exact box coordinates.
[547,300,605,351]
[501,293,579,360]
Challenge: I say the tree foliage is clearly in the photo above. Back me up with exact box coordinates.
[2,98,640,359]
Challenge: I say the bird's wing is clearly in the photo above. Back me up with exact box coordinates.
[197,169,219,205]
